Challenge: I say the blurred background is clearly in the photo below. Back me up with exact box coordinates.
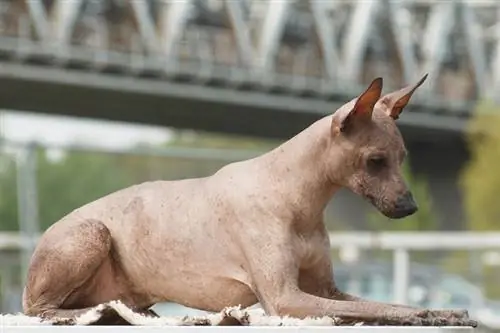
[1,0,500,330]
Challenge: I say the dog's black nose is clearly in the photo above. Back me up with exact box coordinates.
[392,191,418,218]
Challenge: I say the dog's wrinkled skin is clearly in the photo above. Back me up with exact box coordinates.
[22,75,476,326]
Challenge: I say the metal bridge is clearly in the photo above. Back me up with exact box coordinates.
[0,0,498,140]
[0,0,495,261]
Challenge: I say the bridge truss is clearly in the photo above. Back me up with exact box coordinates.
[0,0,499,115]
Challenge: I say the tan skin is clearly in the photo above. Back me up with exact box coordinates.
[22,75,476,326]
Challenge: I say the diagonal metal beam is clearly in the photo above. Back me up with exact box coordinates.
[129,0,160,54]
[420,1,456,93]
[49,0,83,47]
[341,0,380,83]
[23,0,50,41]
[310,0,341,81]
[224,0,254,67]
[387,0,419,84]
[253,0,290,74]
[159,0,193,63]
[460,0,487,97]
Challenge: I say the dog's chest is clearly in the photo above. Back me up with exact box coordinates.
[294,232,328,269]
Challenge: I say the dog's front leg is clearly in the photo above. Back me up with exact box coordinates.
[332,287,470,322]
[298,254,475,326]
[241,227,432,324]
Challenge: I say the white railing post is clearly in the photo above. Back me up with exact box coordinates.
[393,248,410,305]
[15,143,40,284]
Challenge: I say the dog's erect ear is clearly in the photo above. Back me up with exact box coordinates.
[377,74,428,120]
[332,77,383,134]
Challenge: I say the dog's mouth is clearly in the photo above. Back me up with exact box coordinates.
[365,194,388,215]
[364,194,418,219]
[382,208,417,219]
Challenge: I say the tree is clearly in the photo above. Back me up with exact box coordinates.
[0,150,17,231]
[461,100,500,231]
[459,99,500,298]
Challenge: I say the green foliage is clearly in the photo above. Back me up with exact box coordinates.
[0,130,279,232]
[37,151,136,231]
[367,160,438,232]
[0,147,135,231]
[0,152,17,231]
[461,100,500,231]
[458,100,500,298]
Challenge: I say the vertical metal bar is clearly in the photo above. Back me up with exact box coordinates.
[130,32,145,73]
[253,0,289,75]
[393,248,410,305]
[196,29,214,82]
[129,0,160,54]
[16,143,40,284]
[93,17,109,66]
[51,0,82,43]
[24,0,49,41]
[224,0,254,67]
[310,0,341,81]
[16,14,32,59]
[50,0,83,58]
[387,0,418,84]
[159,0,193,67]
[420,1,456,94]
[460,0,486,97]
[342,0,380,83]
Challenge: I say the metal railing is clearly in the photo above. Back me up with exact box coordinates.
[327,232,500,305]
[0,230,499,308]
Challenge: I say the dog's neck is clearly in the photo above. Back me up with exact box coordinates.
[257,116,342,227]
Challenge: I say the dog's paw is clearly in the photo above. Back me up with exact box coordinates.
[451,318,478,328]
[424,315,477,327]
[428,309,469,319]
[51,318,76,326]
[398,315,432,326]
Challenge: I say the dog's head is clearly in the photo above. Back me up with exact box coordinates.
[327,75,428,219]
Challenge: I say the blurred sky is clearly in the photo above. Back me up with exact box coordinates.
[1,111,171,149]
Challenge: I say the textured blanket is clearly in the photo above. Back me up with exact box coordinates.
[0,301,475,327]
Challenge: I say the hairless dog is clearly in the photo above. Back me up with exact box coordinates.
[22,75,476,326]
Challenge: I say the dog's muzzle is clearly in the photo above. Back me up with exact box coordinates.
[386,191,418,219]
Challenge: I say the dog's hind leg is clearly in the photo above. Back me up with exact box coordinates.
[22,219,128,324]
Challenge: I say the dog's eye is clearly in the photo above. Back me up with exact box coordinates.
[367,156,387,171]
